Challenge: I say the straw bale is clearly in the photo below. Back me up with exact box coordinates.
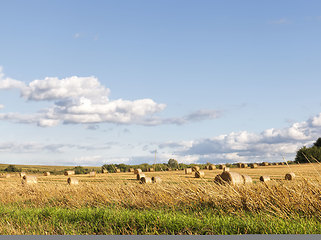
[152,176,162,183]
[64,170,75,176]
[148,168,154,172]
[89,171,96,177]
[19,172,26,178]
[285,172,295,180]
[250,163,258,168]
[185,168,192,174]
[241,163,248,168]
[67,177,79,185]
[134,169,142,174]
[215,171,243,185]
[242,174,253,184]
[195,171,205,178]
[140,176,152,184]
[218,164,226,169]
[43,172,50,176]
[129,168,134,172]
[259,176,270,182]
[137,173,145,180]
[223,167,230,172]
[22,175,37,185]
[209,164,216,170]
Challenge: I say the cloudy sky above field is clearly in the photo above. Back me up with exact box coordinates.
[1,0,321,166]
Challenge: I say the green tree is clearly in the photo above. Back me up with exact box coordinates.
[295,138,321,163]
[168,159,178,169]
[4,165,21,172]
[313,137,321,147]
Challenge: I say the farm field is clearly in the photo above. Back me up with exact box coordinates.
[0,163,321,234]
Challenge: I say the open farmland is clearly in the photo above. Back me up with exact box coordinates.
[0,163,321,234]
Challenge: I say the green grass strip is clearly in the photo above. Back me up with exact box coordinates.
[0,206,320,235]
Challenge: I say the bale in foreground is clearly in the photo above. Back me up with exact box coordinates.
[140,176,152,184]
[22,175,37,185]
[67,177,79,185]
[215,171,243,185]
[192,166,200,172]
[285,172,295,180]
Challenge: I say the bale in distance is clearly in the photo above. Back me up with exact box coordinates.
[260,176,271,182]
[209,164,216,170]
[152,176,162,183]
[148,168,154,172]
[115,169,121,173]
[185,168,192,174]
[64,170,75,176]
[250,163,258,168]
[43,172,50,176]
[67,177,79,185]
[128,168,134,172]
[192,166,200,172]
[215,171,243,185]
[242,175,253,184]
[285,172,295,180]
[0,173,10,178]
[240,163,248,168]
[22,175,37,185]
[195,171,205,178]
[102,169,108,174]
[261,162,269,166]
[140,176,152,184]
[236,163,242,168]
[218,164,226,170]
[137,173,145,180]
[204,165,208,170]
[223,167,230,172]
[134,169,142,174]
[89,171,96,177]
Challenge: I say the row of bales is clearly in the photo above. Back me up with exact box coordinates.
[134,168,162,184]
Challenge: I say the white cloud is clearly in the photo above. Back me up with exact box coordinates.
[0,68,220,127]
[157,113,321,163]
[0,104,4,109]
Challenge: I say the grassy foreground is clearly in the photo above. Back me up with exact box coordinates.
[0,205,320,235]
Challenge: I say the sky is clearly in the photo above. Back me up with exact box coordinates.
[0,0,321,166]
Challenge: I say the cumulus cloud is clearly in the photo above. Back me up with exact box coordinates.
[157,113,321,163]
[0,104,4,109]
[0,68,220,127]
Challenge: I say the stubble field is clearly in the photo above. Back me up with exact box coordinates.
[0,163,321,234]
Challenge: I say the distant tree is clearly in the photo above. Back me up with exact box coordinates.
[74,166,89,174]
[295,138,321,163]
[168,159,178,169]
[4,165,20,172]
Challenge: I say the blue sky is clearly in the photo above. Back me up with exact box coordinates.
[0,0,321,166]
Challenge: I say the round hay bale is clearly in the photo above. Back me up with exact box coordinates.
[250,163,258,168]
[22,175,37,185]
[218,171,243,185]
[152,176,162,183]
[166,167,172,171]
[204,165,208,170]
[0,174,10,178]
[192,166,200,172]
[115,169,121,173]
[236,163,242,168]
[134,169,142,174]
[259,176,270,182]
[102,169,108,174]
[209,164,216,170]
[67,177,79,185]
[185,168,192,174]
[137,173,145,180]
[240,163,248,168]
[89,171,96,177]
[218,164,226,170]
[242,175,253,184]
[195,171,205,178]
[140,176,152,184]
[128,168,134,172]
[285,172,295,180]
[223,167,230,172]
[214,174,224,184]
[19,172,26,178]
[148,168,154,172]
[64,170,75,176]
[43,172,50,176]
[260,162,269,166]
